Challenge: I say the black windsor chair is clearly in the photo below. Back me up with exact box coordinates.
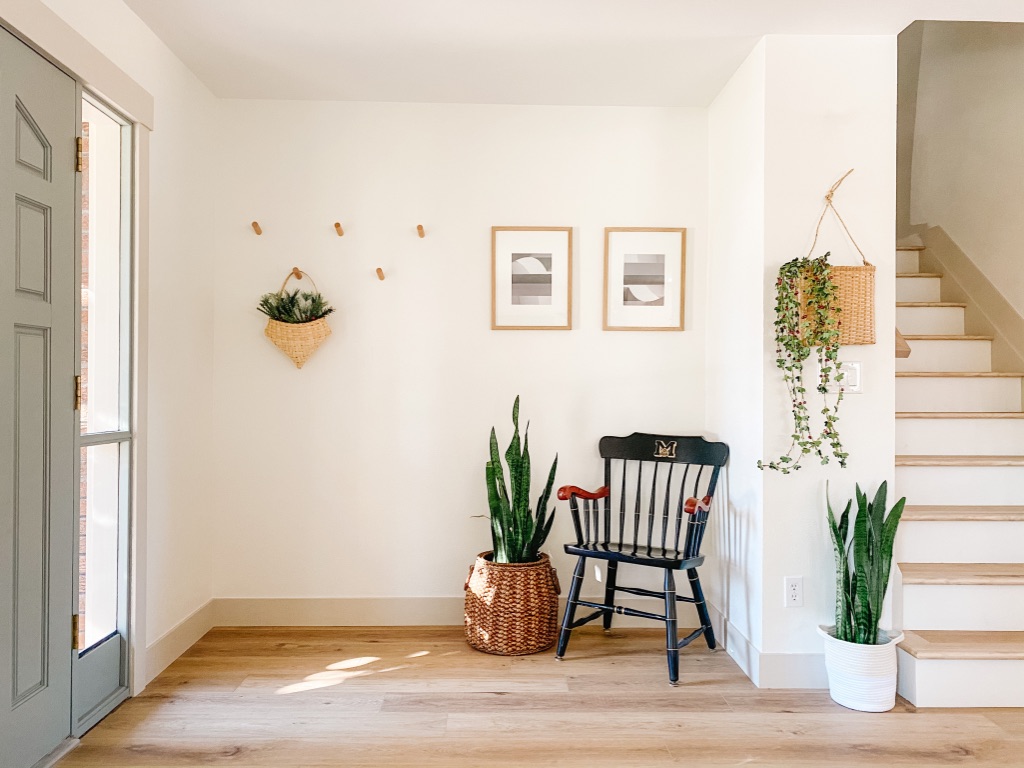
[554,433,729,685]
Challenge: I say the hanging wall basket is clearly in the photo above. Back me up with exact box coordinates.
[258,268,334,369]
[803,169,876,346]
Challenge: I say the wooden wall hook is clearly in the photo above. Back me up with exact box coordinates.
[376,267,385,281]
[251,221,263,235]
[291,267,303,280]
[334,222,345,237]
[416,224,425,238]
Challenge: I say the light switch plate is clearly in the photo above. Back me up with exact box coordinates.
[820,361,862,394]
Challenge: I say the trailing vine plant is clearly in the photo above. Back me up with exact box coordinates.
[758,252,848,474]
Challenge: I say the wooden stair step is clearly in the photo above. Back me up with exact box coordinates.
[902,505,1024,522]
[897,272,943,278]
[897,412,1024,419]
[897,245,927,251]
[895,371,1024,378]
[900,562,1024,585]
[896,455,1024,467]
[899,630,1024,660]
[901,334,994,341]
[896,301,966,308]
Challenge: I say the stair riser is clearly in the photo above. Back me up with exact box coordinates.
[897,418,1024,455]
[896,251,920,273]
[895,339,992,373]
[895,378,1022,413]
[903,584,1024,630]
[895,306,964,335]
[896,465,1024,506]
[896,276,941,303]
[896,521,1024,563]
[897,652,1024,707]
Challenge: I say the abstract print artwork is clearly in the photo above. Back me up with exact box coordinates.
[492,227,572,329]
[511,253,553,305]
[622,254,665,306]
[604,228,685,330]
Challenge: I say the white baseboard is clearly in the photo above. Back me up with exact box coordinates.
[142,599,216,686]
[707,605,827,689]
[212,597,466,626]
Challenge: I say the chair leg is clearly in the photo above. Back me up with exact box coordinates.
[664,569,679,686]
[688,568,716,650]
[602,561,618,632]
[555,556,587,659]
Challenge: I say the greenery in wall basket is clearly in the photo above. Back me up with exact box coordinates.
[758,252,847,474]
[485,396,558,564]
[827,482,905,644]
[257,289,335,324]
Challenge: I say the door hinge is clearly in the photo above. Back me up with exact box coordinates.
[74,374,82,411]
[72,614,81,650]
[75,136,83,172]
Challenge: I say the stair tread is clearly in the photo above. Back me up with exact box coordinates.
[901,334,994,341]
[897,245,927,251]
[897,272,943,278]
[895,371,1024,378]
[896,302,966,308]
[903,505,1024,521]
[897,412,1024,419]
[900,562,1024,585]
[896,454,1024,466]
[899,630,1024,660]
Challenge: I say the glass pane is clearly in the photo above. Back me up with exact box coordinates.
[80,100,123,435]
[78,443,121,650]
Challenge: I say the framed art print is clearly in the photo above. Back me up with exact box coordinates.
[491,226,572,330]
[603,227,686,331]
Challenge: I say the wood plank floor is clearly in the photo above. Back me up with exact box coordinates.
[57,627,1024,767]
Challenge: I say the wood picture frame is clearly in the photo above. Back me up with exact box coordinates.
[491,226,573,330]
[603,227,686,331]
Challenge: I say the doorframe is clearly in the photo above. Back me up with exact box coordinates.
[0,1,154,697]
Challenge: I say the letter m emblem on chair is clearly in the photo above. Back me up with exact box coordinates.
[654,440,677,459]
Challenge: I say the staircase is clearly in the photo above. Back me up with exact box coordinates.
[893,244,1024,708]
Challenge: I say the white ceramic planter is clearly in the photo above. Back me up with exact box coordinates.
[818,625,904,712]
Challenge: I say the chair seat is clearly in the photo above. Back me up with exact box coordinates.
[564,542,705,570]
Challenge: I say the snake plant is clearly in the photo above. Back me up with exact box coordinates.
[827,482,906,644]
[485,396,557,564]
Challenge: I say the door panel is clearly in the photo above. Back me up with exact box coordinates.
[0,24,78,768]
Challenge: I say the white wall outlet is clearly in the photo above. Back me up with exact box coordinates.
[819,361,862,394]
[784,576,804,607]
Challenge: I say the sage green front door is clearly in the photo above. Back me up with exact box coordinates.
[0,24,79,767]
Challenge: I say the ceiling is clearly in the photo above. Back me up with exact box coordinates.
[123,0,1024,106]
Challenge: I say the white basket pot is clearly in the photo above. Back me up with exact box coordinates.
[818,625,904,712]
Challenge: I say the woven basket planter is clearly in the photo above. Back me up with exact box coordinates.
[265,317,331,369]
[464,551,560,656]
[799,263,875,347]
[830,263,876,345]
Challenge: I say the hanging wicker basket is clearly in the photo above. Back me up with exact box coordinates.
[265,316,331,369]
[261,268,333,368]
[830,263,876,345]
[464,551,560,656]
[799,262,876,347]
[800,169,877,346]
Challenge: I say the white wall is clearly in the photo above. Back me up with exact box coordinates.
[760,35,897,670]
[211,101,708,605]
[34,0,219,661]
[708,35,897,687]
[706,41,767,679]
[909,22,1024,314]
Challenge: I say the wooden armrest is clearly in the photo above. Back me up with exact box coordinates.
[684,495,713,515]
[557,485,610,501]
